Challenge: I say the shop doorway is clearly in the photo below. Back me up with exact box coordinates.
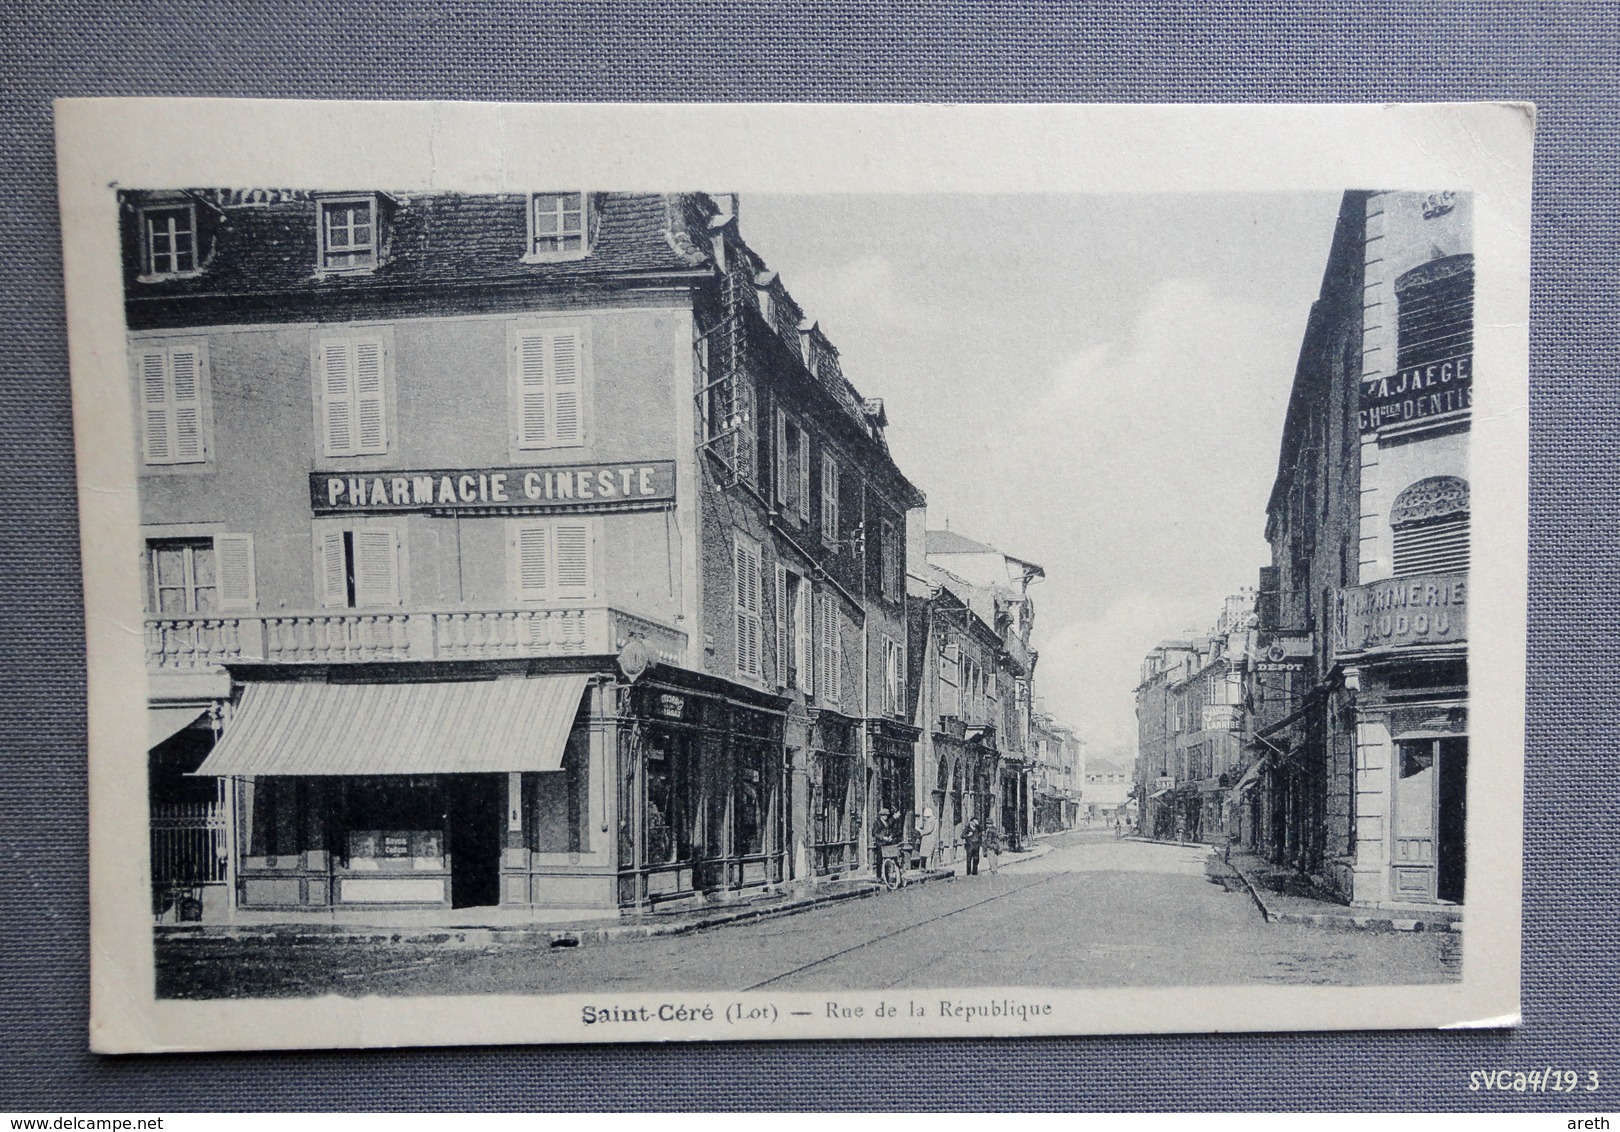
[1436,737,1468,904]
[446,774,504,909]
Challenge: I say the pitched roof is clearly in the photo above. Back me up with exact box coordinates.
[925,529,998,555]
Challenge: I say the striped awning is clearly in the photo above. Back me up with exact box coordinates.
[194,675,591,776]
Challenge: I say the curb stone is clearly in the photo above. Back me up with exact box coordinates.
[1225,854,1463,933]
[156,866,959,950]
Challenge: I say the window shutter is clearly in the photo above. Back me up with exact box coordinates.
[316,528,348,608]
[553,520,592,598]
[169,347,204,461]
[774,408,789,507]
[139,349,172,463]
[516,331,549,447]
[353,339,386,454]
[796,428,812,523]
[823,594,840,707]
[550,329,582,446]
[796,578,813,696]
[353,528,399,606]
[812,591,825,697]
[213,533,256,611]
[320,340,354,455]
[734,540,761,679]
[774,563,789,688]
[821,456,839,541]
[514,522,550,600]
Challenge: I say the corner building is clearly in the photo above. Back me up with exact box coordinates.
[132,189,921,922]
[1256,189,1471,907]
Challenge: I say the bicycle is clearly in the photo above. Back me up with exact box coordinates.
[877,841,911,891]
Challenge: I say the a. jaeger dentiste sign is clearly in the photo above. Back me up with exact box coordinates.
[310,460,677,514]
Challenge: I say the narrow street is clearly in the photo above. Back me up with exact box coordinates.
[158,829,1460,999]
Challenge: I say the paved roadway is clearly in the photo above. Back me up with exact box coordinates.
[158,828,1461,998]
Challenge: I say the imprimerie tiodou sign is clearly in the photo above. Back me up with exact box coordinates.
[310,461,677,513]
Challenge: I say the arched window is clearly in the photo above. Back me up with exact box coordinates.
[1391,476,1470,576]
[1396,254,1473,372]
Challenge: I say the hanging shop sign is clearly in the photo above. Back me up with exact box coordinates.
[1255,635,1311,673]
[1201,705,1244,732]
[311,460,676,514]
[1337,572,1467,654]
[1359,354,1472,433]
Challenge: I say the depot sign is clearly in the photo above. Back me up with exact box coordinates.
[311,461,676,514]
[1337,572,1467,654]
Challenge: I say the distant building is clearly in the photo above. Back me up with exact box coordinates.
[906,524,1045,856]
[1134,589,1257,843]
[1030,710,1082,833]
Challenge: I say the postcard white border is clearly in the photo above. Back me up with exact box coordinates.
[55,99,1531,1054]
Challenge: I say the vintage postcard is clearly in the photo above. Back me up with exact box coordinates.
[57,99,1531,1053]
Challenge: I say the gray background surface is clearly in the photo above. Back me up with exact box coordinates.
[0,0,1612,1111]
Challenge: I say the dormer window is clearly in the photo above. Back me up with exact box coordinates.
[526,192,589,261]
[140,203,198,279]
[318,195,378,272]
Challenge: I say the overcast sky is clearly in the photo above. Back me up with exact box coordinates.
[740,192,1344,761]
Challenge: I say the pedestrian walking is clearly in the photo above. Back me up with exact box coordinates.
[914,807,939,870]
[1114,815,1123,840]
[962,817,982,876]
[985,822,1002,875]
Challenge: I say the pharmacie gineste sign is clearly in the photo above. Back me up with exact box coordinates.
[311,460,676,514]
[1336,571,1467,654]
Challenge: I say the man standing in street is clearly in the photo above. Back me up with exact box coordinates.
[963,817,982,876]
[985,822,1002,875]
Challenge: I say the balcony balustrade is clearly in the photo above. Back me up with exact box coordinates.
[146,606,687,669]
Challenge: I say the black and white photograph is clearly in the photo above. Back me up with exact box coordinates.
[58,100,1530,1051]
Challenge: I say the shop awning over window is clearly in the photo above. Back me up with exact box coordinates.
[1227,760,1264,803]
[194,675,591,776]
[149,706,208,749]
[1148,787,1171,799]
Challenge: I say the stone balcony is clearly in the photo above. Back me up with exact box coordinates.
[146,606,688,670]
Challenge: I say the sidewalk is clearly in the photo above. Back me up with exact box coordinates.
[156,865,959,950]
[1223,850,1463,933]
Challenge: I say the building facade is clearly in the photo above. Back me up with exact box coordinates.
[1029,709,1081,834]
[133,188,922,923]
[1254,189,1471,907]
[1134,590,1257,844]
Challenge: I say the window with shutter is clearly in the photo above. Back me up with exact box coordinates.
[940,642,961,717]
[314,524,402,608]
[147,538,216,613]
[774,408,790,508]
[317,529,349,607]
[514,326,586,449]
[515,523,551,600]
[733,537,763,680]
[319,337,388,456]
[353,529,400,607]
[812,592,826,697]
[796,427,812,524]
[821,455,840,547]
[137,344,208,465]
[553,521,591,597]
[213,533,256,611]
[774,563,789,688]
[795,577,813,695]
[820,593,840,708]
[511,519,595,601]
